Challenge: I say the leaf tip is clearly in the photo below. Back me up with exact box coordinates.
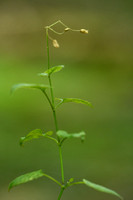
[19,137,25,146]
[90,103,93,108]
[8,183,12,192]
[10,85,16,96]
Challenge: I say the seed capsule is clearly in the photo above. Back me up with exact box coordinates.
[64,27,70,32]
[53,39,59,48]
[80,29,88,34]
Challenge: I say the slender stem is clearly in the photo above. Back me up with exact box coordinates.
[69,28,80,32]
[53,109,58,132]
[43,90,59,134]
[49,27,65,35]
[46,28,65,188]
[46,28,50,70]
[59,20,68,28]
[58,187,65,200]
[43,90,53,110]
[48,20,61,28]
[43,173,62,187]
[46,28,58,131]
[47,20,67,29]
[59,145,64,183]
[45,135,58,144]
[67,181,84,187]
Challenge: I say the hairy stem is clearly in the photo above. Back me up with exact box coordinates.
[46,28,65,192]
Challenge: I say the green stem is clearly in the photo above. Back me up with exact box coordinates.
[46,29,59,131]
[45,135,58,144]
[43,173,62,187]
[68,181,84,187]
[46,30,54,103]
[59,145,64,183]
[58,187,65,200]
[46,28,65,189]
[43,90,53,110]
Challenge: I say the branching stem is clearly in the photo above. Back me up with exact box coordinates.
[58,187,65,200]
[43,173,62,187]
[46,27,65,199]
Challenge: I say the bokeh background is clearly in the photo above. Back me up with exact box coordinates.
[0,0,133,199]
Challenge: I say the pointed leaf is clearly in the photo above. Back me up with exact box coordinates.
[57,130,86,142]
[20,129,53,146]
[56,98,92,108]
[8,170,44,191]
[11,83,50,95]
[83,179,123,200]
[38,65,64,77]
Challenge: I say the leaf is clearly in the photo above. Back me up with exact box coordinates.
[38,65,64,77]
[8,170,44,191]
[67,178,74,186]
[56,130,86,142]
[68,178,74,183]
[56,98,92,108]
[83,179,123,200]
[20,129,53,146]
[11,83,50,95]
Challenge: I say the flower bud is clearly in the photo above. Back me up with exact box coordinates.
[80,29,88,34]
[53,39,59,48]
[64,27,70,32]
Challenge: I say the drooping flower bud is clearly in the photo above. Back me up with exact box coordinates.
[64,27,70,32]
[80,29,88,34]
[53,39,59,48]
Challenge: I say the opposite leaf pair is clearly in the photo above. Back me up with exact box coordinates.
[8,169,123,200]
[20,129,86,146]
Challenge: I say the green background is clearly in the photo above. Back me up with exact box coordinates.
[0,0,133,199]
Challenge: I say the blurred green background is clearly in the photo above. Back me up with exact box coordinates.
[0,0,133,199]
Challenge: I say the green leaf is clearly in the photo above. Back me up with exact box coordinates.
[83,179,123,200]
[38,65,64,77]
[68,178,74,183]
[56,130,86,142]
[56,98,92,108]
[20,129,53,146]
[8,170,44,191]
[11,83,50,95]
